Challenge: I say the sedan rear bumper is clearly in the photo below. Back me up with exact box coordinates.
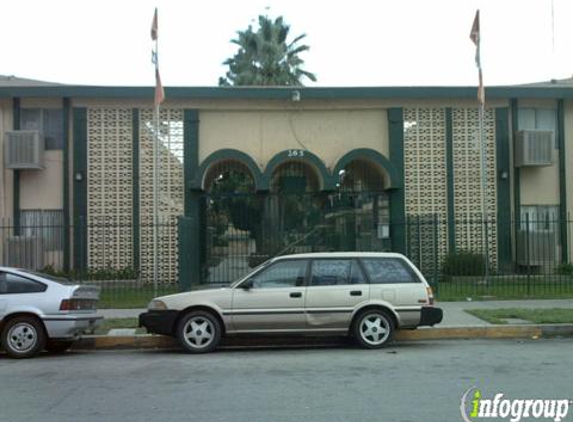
[419,307,443,327]
[43,315,103,339]
[139,310,179,336]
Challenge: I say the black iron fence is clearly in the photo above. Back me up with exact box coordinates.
[1,211,572,307]
[0,219,178,308]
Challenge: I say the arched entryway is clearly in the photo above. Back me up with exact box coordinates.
[202,158,260,283]
[194,148,399,284]
[333,157,391,251]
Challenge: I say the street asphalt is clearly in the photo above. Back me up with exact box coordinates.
[1,339,572,422]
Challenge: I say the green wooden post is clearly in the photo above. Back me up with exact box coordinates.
[180,110,201,291]
[388,108,406,254]
[72,108,88,273]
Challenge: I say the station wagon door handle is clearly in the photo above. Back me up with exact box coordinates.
[289,292,303,298]
[350,290,362,296]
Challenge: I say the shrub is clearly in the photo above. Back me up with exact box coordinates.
[40,265,139,280]
[556,263,573,276]
[441,251,489,276]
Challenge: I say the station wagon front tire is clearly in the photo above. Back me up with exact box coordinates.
[1,316,47,359]
[176,311,222,354]
[353,310,394,349]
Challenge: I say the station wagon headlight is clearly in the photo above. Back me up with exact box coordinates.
[148,299,168,310]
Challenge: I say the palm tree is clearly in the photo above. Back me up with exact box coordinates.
[219,15,317,86]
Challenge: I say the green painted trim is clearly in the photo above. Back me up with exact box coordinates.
[332,148,402,189]
[132,109,140,273]
[184,110,199,208]
[181,110,201,290]
[388,108,406,254]
[195,149,265,191]
[263,150,334,191]
[62,98,71,271]
[1,85,573,100]
[12,98,20,235]
[445,108,456,254]
[72,108,88,272]
[178,216,194,290]
[511,99,520,230]
[495,107,512,271]
[557,99,568,262]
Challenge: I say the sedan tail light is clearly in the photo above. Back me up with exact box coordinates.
[426,287,435,306]
[60,299,97,311]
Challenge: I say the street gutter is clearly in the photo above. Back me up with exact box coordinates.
[73,324,573,350]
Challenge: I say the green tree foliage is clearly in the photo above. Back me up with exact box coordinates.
[219,15,316,86]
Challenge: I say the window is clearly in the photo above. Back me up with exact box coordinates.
[310,259,365,286]
[20,210,64,251]
[250,260,307,288]
[362,258,419,284]
[518,108,557,147]
[0,273,47,294]
[20,108,64,150]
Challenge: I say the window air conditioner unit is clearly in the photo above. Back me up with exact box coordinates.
[514,130,554,167]
[516,230,556,266]
[3,236,45,270]
[4,130,45,169]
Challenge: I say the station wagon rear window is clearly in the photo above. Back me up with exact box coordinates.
[361,258,420,284]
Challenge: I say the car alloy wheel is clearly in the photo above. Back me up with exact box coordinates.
[354,310,394,349]
[177,311,222,353]
[1,316,46,359]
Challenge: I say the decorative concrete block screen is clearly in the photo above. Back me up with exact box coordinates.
[452,108,497,268]
[403,107,498,273]
[403,108,448,272]
[139,109,184,284]
[87,108,134,271]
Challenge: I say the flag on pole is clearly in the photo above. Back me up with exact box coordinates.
[151,8,158,41]
[151,8,164,106]
[470,10,484,107]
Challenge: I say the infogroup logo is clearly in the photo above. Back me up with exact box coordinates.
[460,387,571,422]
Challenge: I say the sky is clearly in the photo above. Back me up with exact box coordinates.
[2,0,573,88]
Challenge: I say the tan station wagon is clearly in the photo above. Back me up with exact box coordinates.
[139,252,443,353]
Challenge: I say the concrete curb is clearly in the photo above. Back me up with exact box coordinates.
[74,324,573,350]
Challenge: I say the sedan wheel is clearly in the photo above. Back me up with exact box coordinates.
[1,316,46,359]
[354,310,394,349]
[177,311,222,353]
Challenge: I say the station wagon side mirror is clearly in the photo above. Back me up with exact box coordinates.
[240,279,254,290]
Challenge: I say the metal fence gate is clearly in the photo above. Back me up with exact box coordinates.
[202,191,391,284]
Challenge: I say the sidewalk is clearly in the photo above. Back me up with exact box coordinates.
[83,299,573,350]
[97,299,573,328]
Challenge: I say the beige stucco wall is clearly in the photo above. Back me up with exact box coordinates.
[0,100,14,219]
[19,150,63,210]
[199,109,389,170]
[519,156,560,206]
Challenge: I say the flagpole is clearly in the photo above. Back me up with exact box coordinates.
[479,103,489,285]
[470,10,489,284]
[152,9,161,298]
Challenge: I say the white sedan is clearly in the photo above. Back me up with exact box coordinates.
[0,267,102,358]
